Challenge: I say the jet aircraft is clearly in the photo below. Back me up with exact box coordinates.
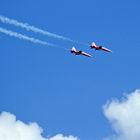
[90,42,112,53]
[71,47,92,57]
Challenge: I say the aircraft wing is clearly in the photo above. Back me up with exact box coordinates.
[101,47,112,52]
[81,52,92,57]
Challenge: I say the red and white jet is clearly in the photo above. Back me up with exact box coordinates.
[71,47,92,57]
[90,42,112,53]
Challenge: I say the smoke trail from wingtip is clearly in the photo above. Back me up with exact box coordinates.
[0,27,56,47]
[0,15,83,44]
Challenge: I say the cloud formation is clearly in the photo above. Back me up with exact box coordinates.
[49,134,79,140]
[0,112,79,140]
[103,89,140,140]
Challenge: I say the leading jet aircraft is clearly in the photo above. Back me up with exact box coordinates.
[71,47,92,57]
[90,42,112,53]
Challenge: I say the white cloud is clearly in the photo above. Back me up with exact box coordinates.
[103,89,140,140]
[0,112,79,140]
[49,134,78,140]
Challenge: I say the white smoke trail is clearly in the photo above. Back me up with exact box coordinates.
[0,15,79,43]
[0,27,56,47]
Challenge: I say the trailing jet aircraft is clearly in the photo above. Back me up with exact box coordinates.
[90,42,112,53]
[71,47,92,57]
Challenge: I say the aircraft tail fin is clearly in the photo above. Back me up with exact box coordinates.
[71,47,76,51]
[91,42,96,47]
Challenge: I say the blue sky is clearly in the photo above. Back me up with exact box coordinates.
[0,0,140,140]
